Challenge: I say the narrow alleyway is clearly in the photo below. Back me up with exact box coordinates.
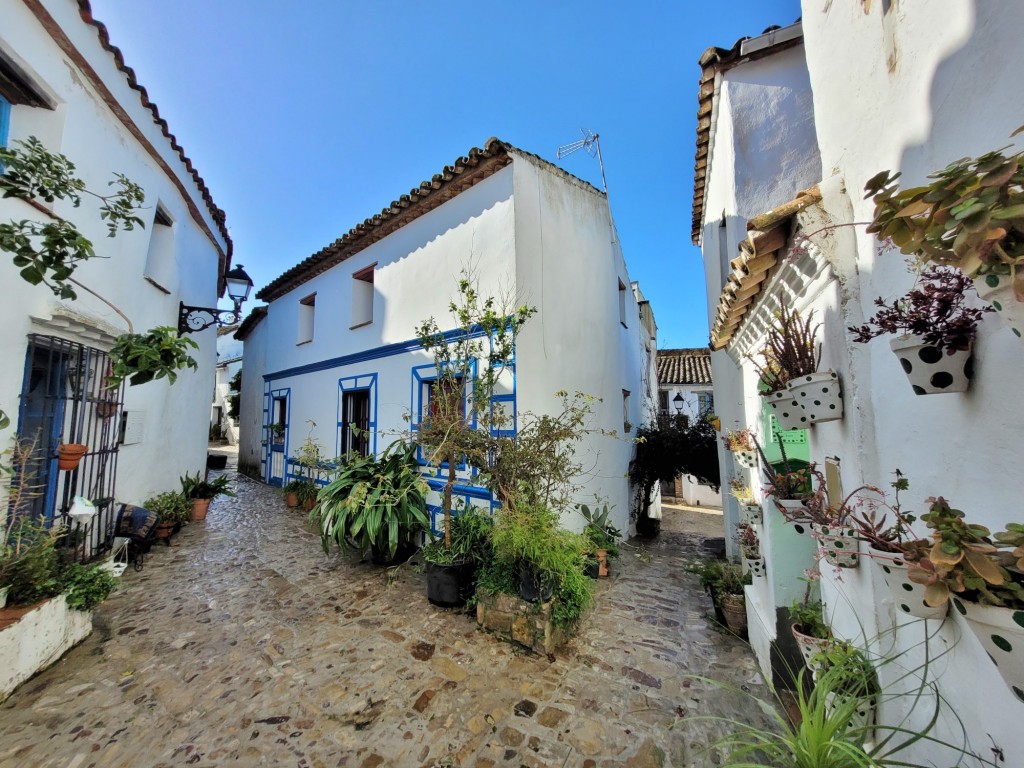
[0,468,770,767]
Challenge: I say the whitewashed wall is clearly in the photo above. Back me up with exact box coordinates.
[794,1,1024,761]
[0,1,226,503]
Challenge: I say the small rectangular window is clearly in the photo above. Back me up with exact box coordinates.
[658,390,668,415]
[351,264,375,328]
[622,389,631,433]
[618,280,628,327]
[298,293,316,344]
[425,376,465,423]
[342,389,371,457]
[271,397,287,444]
[143,205,175,292]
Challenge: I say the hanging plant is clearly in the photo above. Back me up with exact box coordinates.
[106,327,199,388]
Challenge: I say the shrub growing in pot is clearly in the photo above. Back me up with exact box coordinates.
[422,504,493,607]
[144,491,192,544]
[310,441,429,564]
[790,595,831,670]
[848,266,991,395]
[179,472,235,522]
[579,502,621,578]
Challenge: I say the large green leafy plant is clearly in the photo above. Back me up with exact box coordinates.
[311,441,429,559]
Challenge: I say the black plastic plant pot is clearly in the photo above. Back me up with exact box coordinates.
[636,515,661,539]
[426,560,476,607]
[518,562,554,603]
[584,559,600,579]
[370,540,417,566]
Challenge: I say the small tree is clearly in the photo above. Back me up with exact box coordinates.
[415,271,535,549]
[228,369,242,420]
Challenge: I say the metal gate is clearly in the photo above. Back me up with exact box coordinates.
[15,334,125,563]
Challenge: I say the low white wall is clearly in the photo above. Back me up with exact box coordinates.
[0,595,92,701]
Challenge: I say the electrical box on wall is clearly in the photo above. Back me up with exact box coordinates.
[119,410,145,445]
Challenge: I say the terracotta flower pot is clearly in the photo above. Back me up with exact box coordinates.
[889,334,973,395]
[596,549,609,578]
[285,492,299,508]
[191,498,211,522]
[57,443,88,471]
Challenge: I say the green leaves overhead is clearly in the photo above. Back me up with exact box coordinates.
[106,327,199,389]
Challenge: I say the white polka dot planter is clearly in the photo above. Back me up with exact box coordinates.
[872,550,948,620]
[739,503,763,526]
[763,390,806,430]
[975,270,1024,339]
[776,499,812,536]
[743,553,767,579]
[791,625,831,671]
[825,691,877,738]
[787,370,844,424]
[954,599,1024,704]
[889,335,973,395]
[733,449,758,470]
[813,524,859,568]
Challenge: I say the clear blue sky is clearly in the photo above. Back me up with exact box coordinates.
[89,0,800,348]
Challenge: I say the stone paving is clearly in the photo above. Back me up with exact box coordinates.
[0,467,771,767]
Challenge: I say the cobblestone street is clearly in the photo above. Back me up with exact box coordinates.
[0,468,769,767]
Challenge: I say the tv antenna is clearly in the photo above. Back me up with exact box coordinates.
[557,129,608,194]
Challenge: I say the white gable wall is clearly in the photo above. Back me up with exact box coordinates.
[0,0,225,503]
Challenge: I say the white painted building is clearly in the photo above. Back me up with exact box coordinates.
[694,6,1024,761]
[0,1,231,543]
[655,348,720,507]
[212,324,242,444]
[237,138,652,535]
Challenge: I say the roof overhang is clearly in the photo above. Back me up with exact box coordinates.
[709,185,821,350]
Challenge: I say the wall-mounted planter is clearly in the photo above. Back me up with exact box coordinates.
[871,549,947,620]
[775,499,812,535]
[743,553,766,579]
[813,524,859,568]
[763,390,806,430]
[975,271,1024,339]
[825,691,877,738]
[787,370,843,424]
[791,625,830,670]
[57,443,88,471]
[739,503,763,527]
[889,335,973,395]
[733,449,758,470]
[954,599,1024,704]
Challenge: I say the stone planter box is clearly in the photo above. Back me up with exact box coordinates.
[0,595,92,701]
[476,591,567,655]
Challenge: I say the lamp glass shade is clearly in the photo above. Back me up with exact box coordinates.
[224,264,253,303]
[672,393,684,412]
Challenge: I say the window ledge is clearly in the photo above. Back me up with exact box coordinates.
[144,276,171,295]
[349,320,372,330]
[296,339,312,346]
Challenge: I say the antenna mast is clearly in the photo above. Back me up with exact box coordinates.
[557,129,608,194]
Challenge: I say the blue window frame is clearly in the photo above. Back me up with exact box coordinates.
[0,94,11,159]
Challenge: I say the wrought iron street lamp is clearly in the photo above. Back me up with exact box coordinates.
[178,264,254,334]
[673,393,684,414]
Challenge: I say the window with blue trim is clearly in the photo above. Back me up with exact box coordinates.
[0,94,10,149]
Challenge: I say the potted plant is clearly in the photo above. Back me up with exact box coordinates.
[422,504,494,607]
[60,564,117,611]
[179,472,235,522]
[901,497,1024,701]
[270,423,286,445]
[579,503,621,578]
[56,443,88,471]
[865,140,1024,339]
[738,525,765,579]
[790,594,832,669]
[311,441,429,564]
[296,479,319,511]
[687,557,751,635]
[730,479,762,526]
[750,302,843,428]
[282,479,304,508]
[144,491,192,544]
[809,641,881,737]
[721,428,757,469]
[848,266,991,394]
[755,438,820,536]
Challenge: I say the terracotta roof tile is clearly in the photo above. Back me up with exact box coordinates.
[256,138,603,302]
[709,186,821,350]
[73,1,232,266]
[656,348,713,385]
[691,22,803,245]
[234,305,267,341]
